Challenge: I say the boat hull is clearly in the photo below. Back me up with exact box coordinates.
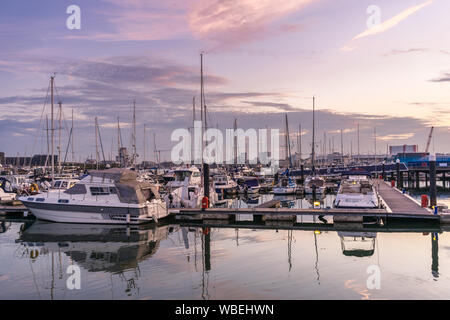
[21,200,166,225]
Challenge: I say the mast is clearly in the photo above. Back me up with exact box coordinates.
[58,101,62,174]
[143,124,146,167]
[200,53,205,171]
[71,108,74,169]
[311,96,316,173]
[50,76,55,182]
[132,100,137,168]
[192,96,196,165]
[357,123,360,164]
[340,129,344,164]
[95,117,99,170]
[285,114,292,168]
[45,114,49,170]
[234,118,238,167]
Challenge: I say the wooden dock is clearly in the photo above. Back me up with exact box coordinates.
[376,180,432,216]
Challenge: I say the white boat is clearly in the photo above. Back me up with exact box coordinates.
[334,174,379,209]
[273,177,297,195]
[304,176,326,194]
[0,178,16,204]
[213,175,238,195]
[166,166,201,190]
[19,168,169,224]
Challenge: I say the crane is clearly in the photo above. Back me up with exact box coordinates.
[425,126,434,153]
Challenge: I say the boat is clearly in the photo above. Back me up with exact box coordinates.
[213,175,238,195]
[334,171,379,208]
[166,166,201,190]
[19,168,169,224]
[273,177,297,195]
[304,176,326,194]
[237,176,260,195]
[0,178,16,204]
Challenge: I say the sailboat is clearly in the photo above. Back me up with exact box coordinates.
[164,53,217,208]
[304,97,326,195]
[273,115,300,195]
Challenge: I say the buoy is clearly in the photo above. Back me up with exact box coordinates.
[201,196,209,211]
[421,194,429,208]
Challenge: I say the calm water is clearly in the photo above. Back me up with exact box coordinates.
[1,190,450,300]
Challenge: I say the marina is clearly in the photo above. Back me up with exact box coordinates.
[2,0,450,304]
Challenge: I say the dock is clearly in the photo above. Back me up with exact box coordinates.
[174,179,444,224]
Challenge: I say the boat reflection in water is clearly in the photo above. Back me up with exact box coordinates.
[18,221,178,298]
[338,232,377,257]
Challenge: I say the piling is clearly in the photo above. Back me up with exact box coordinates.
[396,160,403,189]
[443,172,446,189]
[382,163,386,180]
[203,163,210,199]
[429,154,437,207]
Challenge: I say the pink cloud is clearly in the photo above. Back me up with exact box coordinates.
[187,0,315,49]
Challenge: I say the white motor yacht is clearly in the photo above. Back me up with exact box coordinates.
[334,174,379,209]
[0,178,16,204]
[19,168,168,224]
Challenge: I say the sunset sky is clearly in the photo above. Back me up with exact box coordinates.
[1,0,450,162]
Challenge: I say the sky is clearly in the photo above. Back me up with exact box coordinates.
[0,0,450,162]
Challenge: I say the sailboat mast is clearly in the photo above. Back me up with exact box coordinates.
[58,101,62,174]
[285,114,292,168]
[311,96,316,173]
[200,53,204,170]
[50,76,55,182]
[234,118,237,167]
[71,108,74,169]
[132,100,137,168]
[357,123,360,164]
[192,97,196,165]
[144,124,146,167]
[95,117,99,170]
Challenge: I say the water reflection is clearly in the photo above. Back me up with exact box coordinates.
[338,232,377,257]
[17,221,178,298]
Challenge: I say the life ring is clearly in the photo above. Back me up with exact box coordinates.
[30,249,39,259]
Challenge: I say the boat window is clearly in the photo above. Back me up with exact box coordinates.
[109,187,117,194]
[36,198,45,202]
[90,187,110,196]
[53,181,61,188]
[64,184,87,195]
[69,182,76,189]
[58,199,69,203]
[61,181,68,189]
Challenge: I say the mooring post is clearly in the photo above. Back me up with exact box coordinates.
[203,163,210,200]
[443,172,446,189]
[396,159,403,189]
[429,154,437,208]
